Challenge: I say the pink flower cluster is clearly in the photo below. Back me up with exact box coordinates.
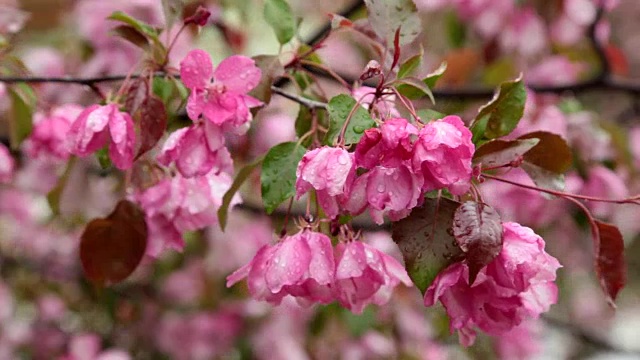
[226,229,412,313]
[424,222,561,346]
[133,171,240,258]
[26,104,83,161]
[296,116,474,224]
[157,49,262,178]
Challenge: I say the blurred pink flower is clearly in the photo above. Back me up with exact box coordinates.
[64,333,130,360]
[527,56,584,86]
[579,165,628,218]
[499,7,547,57]
[26,104,83,161]
[0,143,14,183]
[494,321,543,360]
[157,123,232,178]
[424,222,561,346]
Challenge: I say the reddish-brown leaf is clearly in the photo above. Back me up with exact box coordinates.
[594,221,626,306]
[452,202,503,284]
[80,200,148,285]
[124,77,149,115]
[136,95,167,157]
[518,131,572,174]
[472,138,540,168]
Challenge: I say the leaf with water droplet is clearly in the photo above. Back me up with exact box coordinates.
[261,142,307,214]
[323,94,376,146]
[471,76,526,141]
[392,197,464,293]
[452,201,503,285]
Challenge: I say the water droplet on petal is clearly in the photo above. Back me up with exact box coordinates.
[377,184,386,193]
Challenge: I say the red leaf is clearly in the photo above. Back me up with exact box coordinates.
[594,221,626,306]
[452,202,503,285]
[136,95,167,157]
[80,200,148,285]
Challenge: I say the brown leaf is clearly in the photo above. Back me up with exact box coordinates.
[452,202,503,284]
[136,95,167,157]
[594,221,626,307]
[124,77,149,115]
[80,200,148,285]
[518,131,572,174]
[473,138,540,168]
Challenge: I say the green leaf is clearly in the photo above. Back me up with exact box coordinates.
[295,106,312,144]
[392,197,464,293]
[111,25,150,49]
[47,157,77,216]
[364,0,421,46]
[323,94,376,146]
[471,76,526,140]
[445,11,466,48]
[473,138,540,167]
[263,0,296,45]
[261,142,307,214]
[108,11,159,39]
[393,77,434,104]
[416,109,445,123]
[397,47,423,79]
[96,147,112,170]
[7,85,34,149]
[395,62,447,100]
[217,157,264,231]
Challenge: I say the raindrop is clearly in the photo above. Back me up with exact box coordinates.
[377,184,386,193]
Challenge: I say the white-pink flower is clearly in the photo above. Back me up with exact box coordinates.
[67,104,136,170]
[424,222,561,346]
[180,49,262,129]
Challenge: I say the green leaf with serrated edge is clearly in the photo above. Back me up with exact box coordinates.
[323,94,376,146]
[217,157,264,231]
[261,142,307,214]
[263,0,296,45]
[473,138,540,167]
[392,197,464,293]
[471,76,526,140]
[416,109,445,123]
[364,0,421,46]
[47,157,77,216]
[397,47,423,79]
[396,62,447,100]
[7,85,34,149]
[393,77,435,104]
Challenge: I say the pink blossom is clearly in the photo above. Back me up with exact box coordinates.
[67,104,136,170]
[494,321,543,360]
[226,229,336,305]
[424,222,561,346]
[499,8,547,57]
[157,123,232,177]
[527,56,584,86]
[411,116,474,195]
[0,143,14,183]
[134,171,240,258]
[352,86,400,118]
[157,311,241,360]
[296,146,355,219]
[180,49,262,129]
[334,240,412,314]
[579,165,628,219]
[355,118,417,169]
[64,333,130,360]
[363,165,423,224]
[26,104,83,161]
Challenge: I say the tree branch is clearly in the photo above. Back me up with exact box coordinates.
[270,85,327,109]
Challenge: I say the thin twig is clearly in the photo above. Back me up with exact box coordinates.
[270,86,328,110]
